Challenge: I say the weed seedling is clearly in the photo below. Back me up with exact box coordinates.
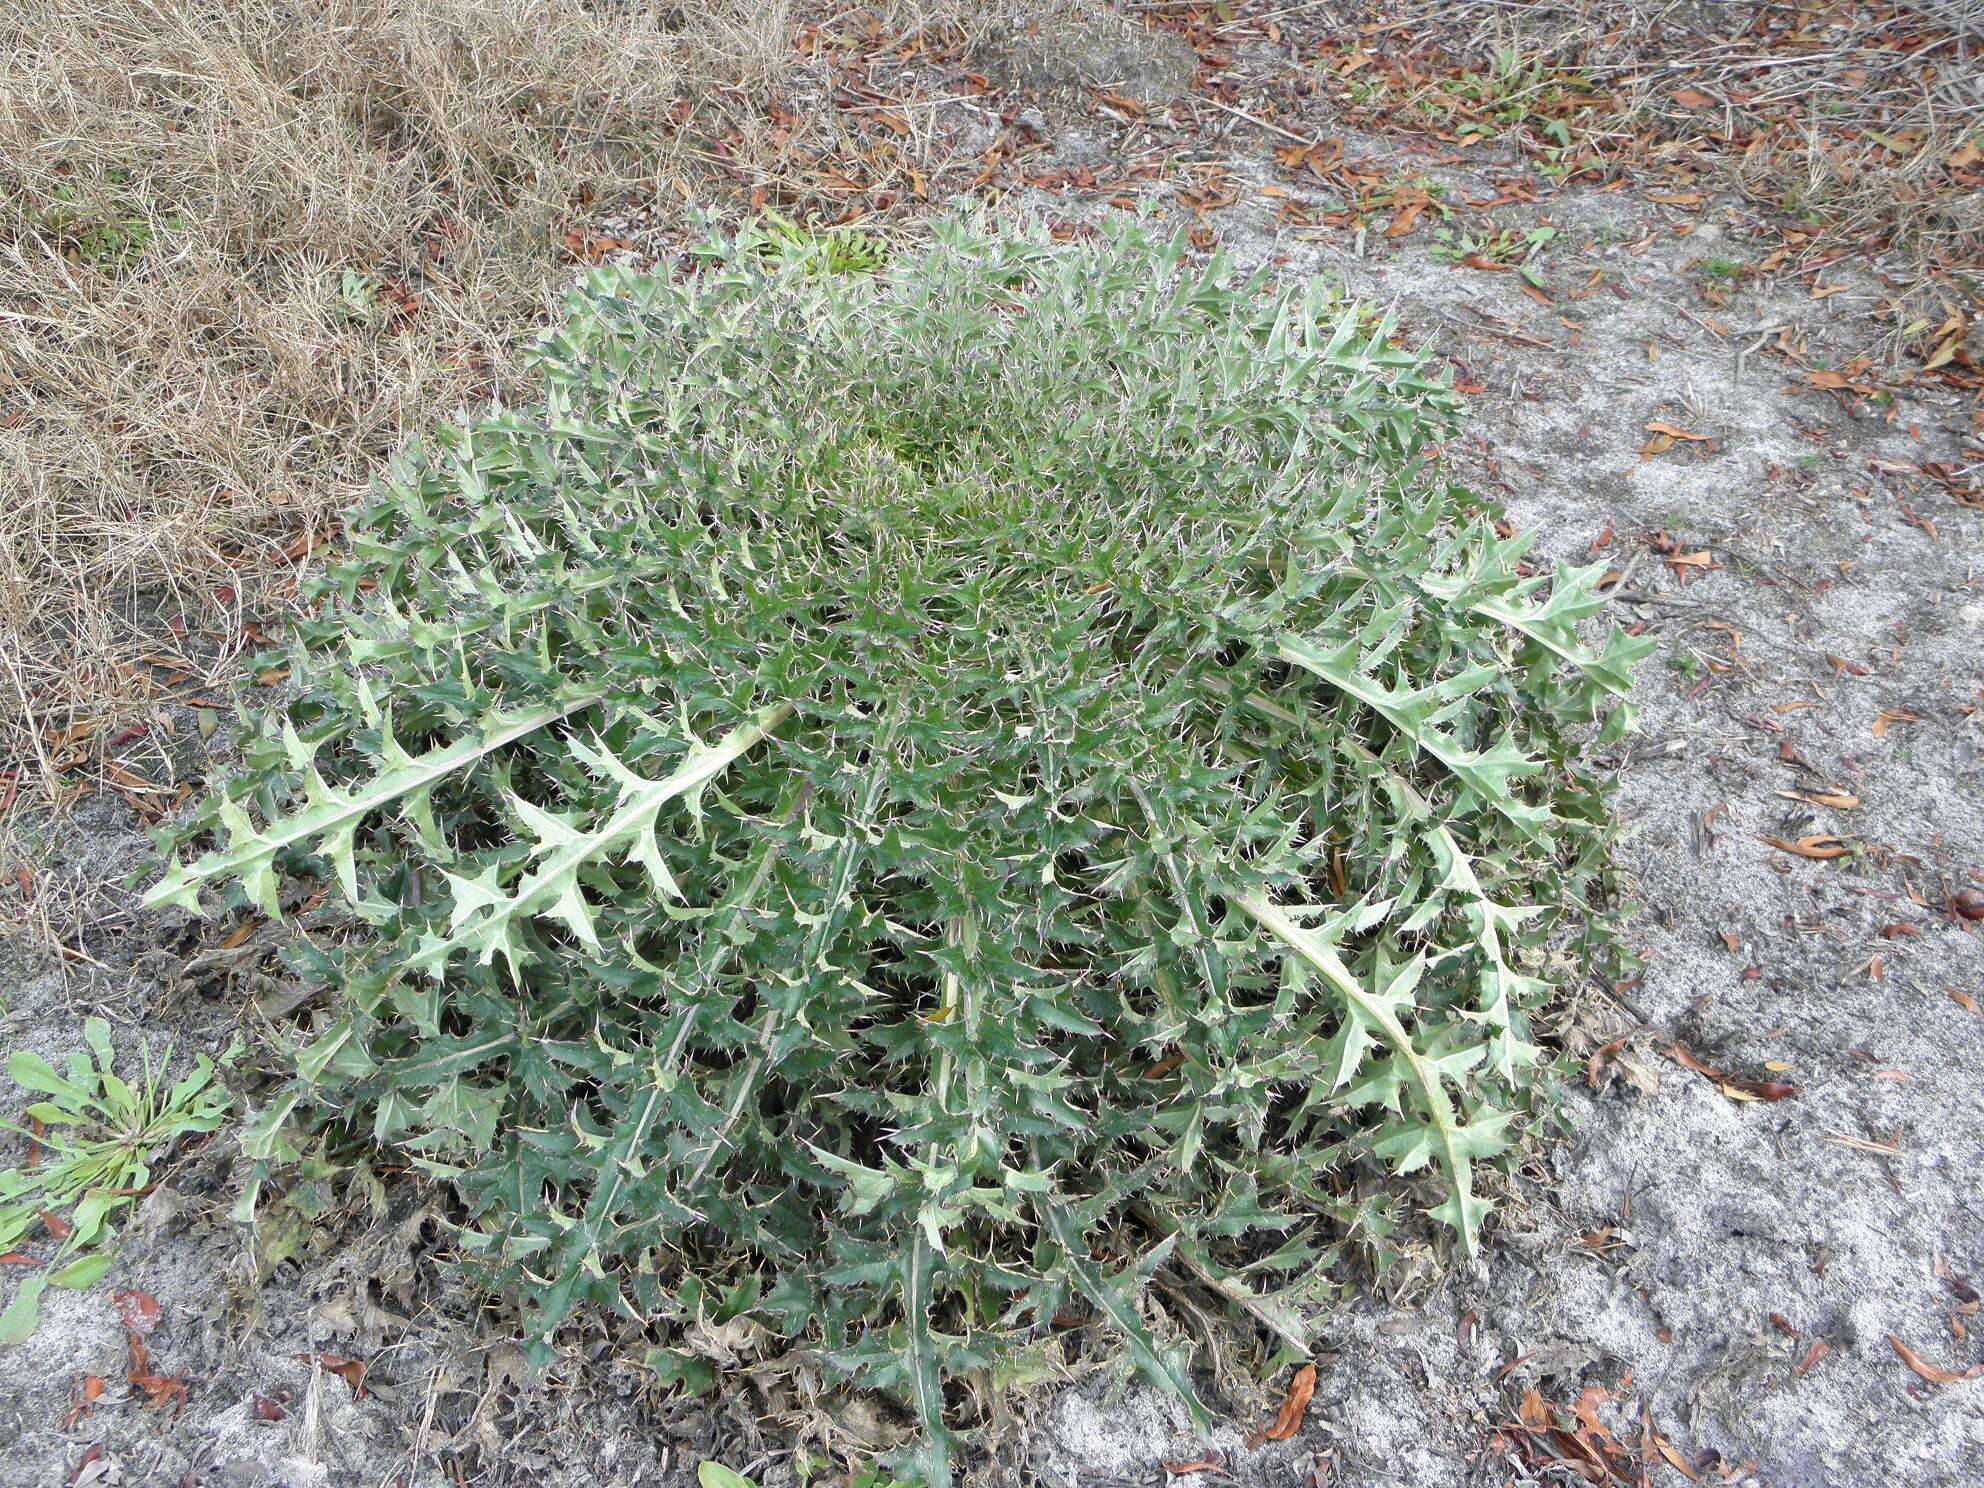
[0,1019,230,1342]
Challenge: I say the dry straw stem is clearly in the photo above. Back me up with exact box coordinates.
[0,0,797,842]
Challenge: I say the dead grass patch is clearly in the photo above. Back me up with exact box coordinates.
[0,0,799,902]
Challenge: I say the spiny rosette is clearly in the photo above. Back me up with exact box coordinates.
[148,216,1646,1484]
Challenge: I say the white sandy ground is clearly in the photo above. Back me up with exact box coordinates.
[3,74,1982,1488]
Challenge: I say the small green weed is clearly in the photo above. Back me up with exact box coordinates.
[1697,254,1748,305]
[751,211,888,277]
[1429,224,1558,288]
[1417,49,1593,160]
[38,172,180,268]
[1340,174,1450,233]
[0,1019,230,1342]
[333,270,381,324]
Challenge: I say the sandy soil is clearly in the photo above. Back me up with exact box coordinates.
[3,9,1981,1487]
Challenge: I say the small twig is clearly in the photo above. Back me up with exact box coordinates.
[1196,95,1314,146]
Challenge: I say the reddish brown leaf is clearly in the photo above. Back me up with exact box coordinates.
[1384,199,1426,239]
[1585,1035,1628,1088]
[294,1352,368,1397]
[1872,709,1921,738]
[1653,1437,1702,1482]
[1761,835,1852,860]
[68,1445,105,1486]
[60,1373,107,1431]
[1890,1335,1984,1385]
[126,1336,187,1413]
[1664,1044,1797,1103]
[1244,1364,1317,1448]
[1263,1363,1316,1443]
[1728,1081,1798,1102]
[113,1289,162,1339]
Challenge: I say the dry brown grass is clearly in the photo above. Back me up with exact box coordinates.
[0,0,796,848]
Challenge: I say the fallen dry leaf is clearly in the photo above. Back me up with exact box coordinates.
[1889,1335,1984,1386]
[1776,788,1860,810]
[126,1336,187,1413]
[69,1444,106,1487]
[1665,1044,1797,1103]
[1384,199,1426,239]
[1653,1436,1702,1482]
[1872,708,1921,737]
[293,1352,368,1397]
[1761,835,1852,860]
[1248,1363,1318,1446]
[113,1289,162,1339]
[60,1373,107,1431]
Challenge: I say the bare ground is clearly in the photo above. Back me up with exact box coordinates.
[3,4,1983,1486]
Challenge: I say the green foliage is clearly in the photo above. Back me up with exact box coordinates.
[1415,49,1595,174]
[1428,49,1588,141]
[754,211,889,277]
[148,217,1645,1479]
[37,170,181,268]
[1427,224,1558,289]
[0,1019,231,1342]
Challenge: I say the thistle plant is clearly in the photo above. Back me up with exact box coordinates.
[147,218,1645,1481]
